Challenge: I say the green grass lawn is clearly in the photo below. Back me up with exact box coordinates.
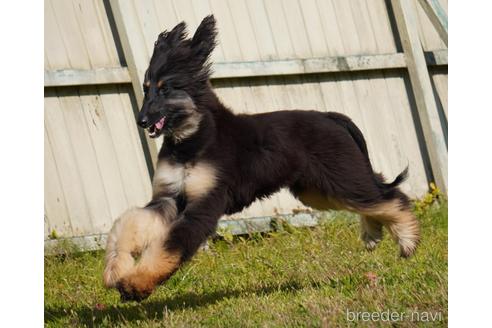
[45,201,447,327]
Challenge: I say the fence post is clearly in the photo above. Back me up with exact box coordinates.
[416,0,448,46]
[390,0,448,193]
[108,0,159,168]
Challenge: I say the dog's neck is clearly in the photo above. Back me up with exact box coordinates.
[158,89,229,163]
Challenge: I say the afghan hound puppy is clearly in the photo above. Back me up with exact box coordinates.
[103,15,420,301]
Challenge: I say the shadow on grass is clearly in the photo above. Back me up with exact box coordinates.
[45,280,321,325]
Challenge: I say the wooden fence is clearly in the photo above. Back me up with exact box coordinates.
[44,0,447,248]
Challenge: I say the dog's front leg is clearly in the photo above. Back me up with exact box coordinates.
[165,190,227,263]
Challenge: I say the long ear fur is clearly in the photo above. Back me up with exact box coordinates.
[156,21,188,48]
[191,15,217,62]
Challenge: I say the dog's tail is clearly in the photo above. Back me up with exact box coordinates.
[326,112,408,194]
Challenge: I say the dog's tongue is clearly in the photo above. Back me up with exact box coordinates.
[155,117,165,130]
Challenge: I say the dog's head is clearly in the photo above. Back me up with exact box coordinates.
[137,15,217,140]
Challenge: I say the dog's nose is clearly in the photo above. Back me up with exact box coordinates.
[137,115,149,128]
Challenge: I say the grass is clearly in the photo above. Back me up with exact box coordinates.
[45,201,447,327]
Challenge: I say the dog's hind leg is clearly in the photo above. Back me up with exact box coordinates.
[358,197,420,258]
[360,216,383,251]
[292,187,419,257]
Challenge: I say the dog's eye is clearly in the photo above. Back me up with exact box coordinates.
[159,81,172,96]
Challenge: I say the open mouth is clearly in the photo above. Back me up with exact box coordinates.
[148,116,166,138]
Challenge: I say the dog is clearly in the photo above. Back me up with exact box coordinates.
[103,15,420,302]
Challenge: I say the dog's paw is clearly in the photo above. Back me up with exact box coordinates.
[363,236,381,251]
[116,273,156,302]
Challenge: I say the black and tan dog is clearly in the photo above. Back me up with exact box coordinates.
[103,15,420,302]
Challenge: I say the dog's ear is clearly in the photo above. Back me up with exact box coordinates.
[191,15,217,63]
[156,21,188,48]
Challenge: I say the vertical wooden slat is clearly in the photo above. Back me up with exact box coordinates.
[152,0,179,31]
[107,0,159,165]
[44,0,71,69]
[50,0,92,69]
[244,0,278,60]
[71,0,113,68]
[431,70,448,120]
[416,0,448,46]
[93,0,121,66]
[58,89,114,234]
[391,0,448,192]
[263,0,296,58]
[227,0,261,61]
[350,1,403,180]
[45,90,93,236]
[98,85,152,209]
[78,87,128,227]
[315,0,346,56]
[367,0,429,195]
[117,85,154,202]
[281,0,313,58]
[44,126,72,237]
[413,0,446,51]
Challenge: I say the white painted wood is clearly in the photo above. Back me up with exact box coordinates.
[244,0,278,60]
[78,87,128,230]
[172,0,200,33]
[391,0,448,192]
[93,0,121,66]
[44,126,72,237]
[353,2,407,184]
[45,90,93,236]
[330,0,365,55]
[98,85,152,208]
[212,53,406,78]
[263,0,296,58]
[227,0,261,61]
[431,70,448,120]
[57,90,112,234]
[116,85,154,203]
[44,68,131,87]
[152,0,179,33]
[44,51,447,87]
[108,0,159,165]
[382,72,430,196]
[49,0,91,69]
[316,0,346,56]
[367,0,429,195]
[44,0,71,69]
[365,0,399,53]
[71,0,113,68]
[416,0,448,46]
[282,0,313,58]
[413,0,447,51]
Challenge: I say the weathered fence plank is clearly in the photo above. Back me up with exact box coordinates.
[416,0,448,46]
[44,51,448,87]
[391,0,448,192]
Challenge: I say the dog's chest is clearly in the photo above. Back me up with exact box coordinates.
[152,160,217,202]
